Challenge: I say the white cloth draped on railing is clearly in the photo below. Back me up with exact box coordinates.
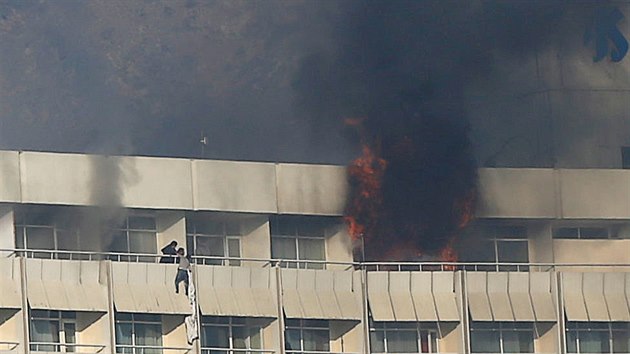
[185,268,199,344]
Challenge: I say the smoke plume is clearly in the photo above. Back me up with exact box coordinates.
[293,1,605,259]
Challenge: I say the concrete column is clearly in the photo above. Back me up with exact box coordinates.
[0,206,15,257]
[325,224,354,270]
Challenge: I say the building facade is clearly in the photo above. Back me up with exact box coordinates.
[0,150,628,354]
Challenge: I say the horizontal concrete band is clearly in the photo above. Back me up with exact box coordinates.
[0,151,347,216]
[5,151,630,218]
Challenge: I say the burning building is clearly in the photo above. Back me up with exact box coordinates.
[0,145,628,353]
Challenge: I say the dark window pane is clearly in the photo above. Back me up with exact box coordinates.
[370,331,385,353]
[497,240,529,263]
[202,326,229,348]
[303,329,329,351]
[471,330,501,353]
[109,232,128,253]
[128,216,156,231]
[553,228,579,239]
[386,330,418,353]
[196,236,224,257]
[26,227,55,249]
[271,237,296,260]
[566,329,578,353]
[495,226,527,239]
[580,227,609,239]
[285,329,301,351]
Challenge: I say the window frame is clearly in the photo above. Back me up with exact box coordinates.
[15,213,80,258]
[470,322,535,354]
[369,321,439,354]
[110,215,158,262]
[200,316,264,354]
[553,226,616,240]
[29,310,77,352]
[270,217,328,270]
[566,322,630,354]
[115,313,163,354]
[186,219,242,266]
[284,319,330,353]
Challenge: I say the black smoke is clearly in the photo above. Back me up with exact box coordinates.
[292,0,605,257]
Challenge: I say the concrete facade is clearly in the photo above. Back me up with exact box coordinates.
[0,150,628,354]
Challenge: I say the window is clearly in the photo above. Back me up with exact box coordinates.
[553,227,616,240]
[466,226,529,271]
[285,319,329,353]
[566,322,630,354]
[186,218,241,266]
[201,317,263,354]
[470,322,534,353]
[115,313,163,354]
[271,217,328,269]
[29,310,76,352]
[369,321,438,353]
[15,211,80,259]
[109,216,158,262]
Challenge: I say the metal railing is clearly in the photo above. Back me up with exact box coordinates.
[115,344,192,353]
[200,348,275,354]
[29,342,106,352]
[3,248,630,272]
[285,351,359,354]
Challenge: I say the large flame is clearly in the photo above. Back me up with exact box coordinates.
[344,119,475,263]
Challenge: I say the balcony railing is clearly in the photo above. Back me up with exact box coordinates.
[29,342,106,352]
[200,348,275,354]
[115,344,192,353]
[2,248,630,272]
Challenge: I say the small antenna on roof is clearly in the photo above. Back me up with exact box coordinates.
[200,131,208,158]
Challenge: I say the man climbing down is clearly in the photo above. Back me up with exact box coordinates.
[175,247,191,295]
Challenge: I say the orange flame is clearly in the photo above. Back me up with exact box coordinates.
[344,141,387,242]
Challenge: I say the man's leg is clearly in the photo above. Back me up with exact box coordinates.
[175,270,183,293]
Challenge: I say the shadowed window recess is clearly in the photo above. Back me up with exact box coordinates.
[115,313,163,354]
[566,322,630,354]
[200,316,264,354]
[186,218,241,266]
[553,226,623,240]
[470,322,534,354]
[459,225,529,271]
[369,321,438,354]
[15,209,80,259]
[29,310,76,352]
[270,216,329,270]
[285,319,330,353]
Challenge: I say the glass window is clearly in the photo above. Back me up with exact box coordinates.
[566,322,630,354]
[553,227,613,240]
[115,313,163,354]
[14,209,84,259]
[108,215,158,262]
[201,316,263,354]
[472,225,529,271]
[470,322,533,354]
[285,319,330,353]
[187,218,242,266]
[29,310,76,352]
[271,216,330,269]
[370,321,438,353]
